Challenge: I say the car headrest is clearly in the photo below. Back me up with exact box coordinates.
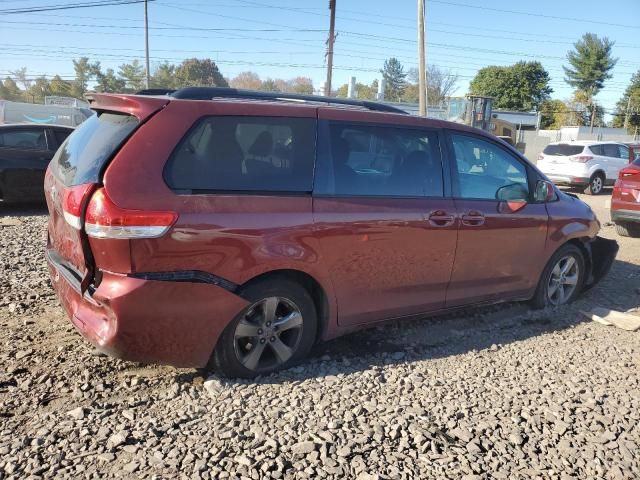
[248,130,273,157]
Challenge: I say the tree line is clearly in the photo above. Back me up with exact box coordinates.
[1,32,638,133]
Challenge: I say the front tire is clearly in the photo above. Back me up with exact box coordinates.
[615,222,640,238]
[584,173,605,195]
[210,277,317,378]
[531,244,586,309]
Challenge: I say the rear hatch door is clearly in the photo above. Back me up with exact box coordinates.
[45,94,169,287]
[540,144,585,166]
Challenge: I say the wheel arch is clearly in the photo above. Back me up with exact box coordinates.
[239,268,332,344]
[566,237,592,279]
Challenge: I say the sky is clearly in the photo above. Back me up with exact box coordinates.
[0,0,638,116]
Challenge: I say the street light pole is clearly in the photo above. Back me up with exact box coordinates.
[144,0,150,89]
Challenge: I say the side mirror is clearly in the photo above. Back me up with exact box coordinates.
[534,180,556,202]
[496,183,528,213]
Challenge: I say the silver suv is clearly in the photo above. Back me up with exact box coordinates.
[538,141,630,195]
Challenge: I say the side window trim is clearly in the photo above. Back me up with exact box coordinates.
[314,119,449,199]
[444,129,534,202]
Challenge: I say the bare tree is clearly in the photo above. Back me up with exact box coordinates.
[407,65,459,105]
[230,71,262,90]
[10,67,32,91]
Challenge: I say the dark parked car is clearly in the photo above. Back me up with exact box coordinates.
[611,156,640,237]
[0,123,73,203]
[44,88,618,378]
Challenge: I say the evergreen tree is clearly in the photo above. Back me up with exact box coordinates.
[118,60,146,92]
[563,33,617,129]
[381,58,407,101]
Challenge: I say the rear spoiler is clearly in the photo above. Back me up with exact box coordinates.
[135,88,176,96]
[84,93,170,121]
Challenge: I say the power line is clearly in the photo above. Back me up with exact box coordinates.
[19,2,637,47]
[0,19,327,33]
[429,0,640,30]
[0,0,153,14]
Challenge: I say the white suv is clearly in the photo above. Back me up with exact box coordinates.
[537,141,630,195]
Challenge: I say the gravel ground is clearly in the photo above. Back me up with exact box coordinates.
[1,193,639,480]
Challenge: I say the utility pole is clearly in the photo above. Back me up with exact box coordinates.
[417,0,426,116]
[623,95,632,131]
[324,0,336,97]
[144,0,150,89]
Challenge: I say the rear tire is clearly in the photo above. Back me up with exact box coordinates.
[210,277,317,378]
[615,222,640,238]
[531,244,586,309]
[584,173,605,195]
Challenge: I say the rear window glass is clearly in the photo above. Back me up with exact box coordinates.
[50,112,139,186]
[165,116,316,193]
[543,144,584,156]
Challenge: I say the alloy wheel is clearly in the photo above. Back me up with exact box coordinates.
[547,255,579,305]
[590,176,603,194]
[233,296,304,372]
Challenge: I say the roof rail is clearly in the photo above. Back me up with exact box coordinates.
[169,87,408,114]
[136,88,176,96]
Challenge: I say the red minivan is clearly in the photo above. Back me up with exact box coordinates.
[44,88,618,378]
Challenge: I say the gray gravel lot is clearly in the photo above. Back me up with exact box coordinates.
[0,193,639,479]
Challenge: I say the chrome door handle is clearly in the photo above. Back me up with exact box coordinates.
[461,211,485,226]
[427,211,455,227]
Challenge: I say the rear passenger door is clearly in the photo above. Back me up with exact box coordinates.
[602,144,627,181]
[446,131,548,306]
[313,113,457,327]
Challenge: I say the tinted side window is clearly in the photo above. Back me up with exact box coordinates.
[452,133,528,200]
[602,144,619,158]
[316,123,443,197]
[0,128,47,150]
[589,144,604,155]
[165,116,316,193]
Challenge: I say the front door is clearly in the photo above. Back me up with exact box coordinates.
[445,132,549,306]
[313,118,458,327]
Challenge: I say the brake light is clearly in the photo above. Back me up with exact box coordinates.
[620,165,640,178]
[84,188,177,239]
[570,155,593,163]
[538,153,544,161]
[62,183,95,229]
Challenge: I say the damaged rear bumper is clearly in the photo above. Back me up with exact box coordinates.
[584,236,619,291]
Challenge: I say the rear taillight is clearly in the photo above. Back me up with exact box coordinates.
[620,166,640,178]
[538,154,544,161]
[84,188,177,239]
[62,183,95,229]
[570,155,593,163]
